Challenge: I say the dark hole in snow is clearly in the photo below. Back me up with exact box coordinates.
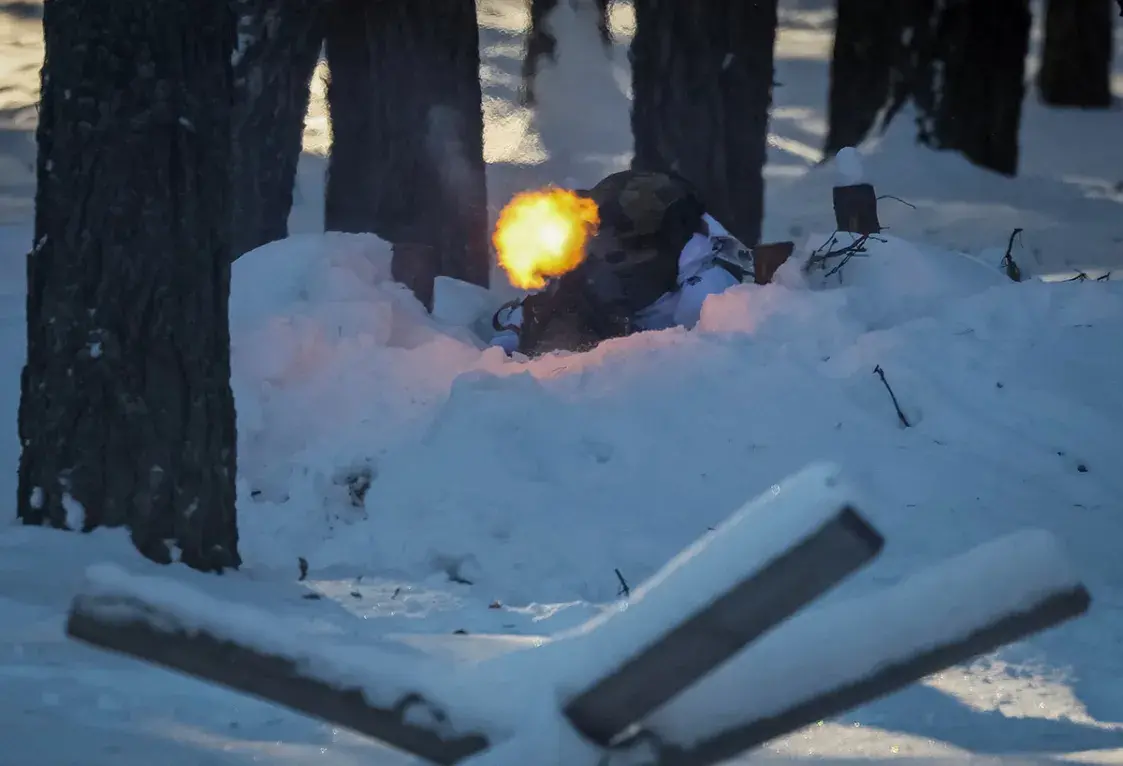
[434,554,479,585]
[332,463,375,508]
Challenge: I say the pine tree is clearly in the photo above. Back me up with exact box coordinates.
[630,0,778,246]
[1037,0,1113,109]
[230,0,325,259]
[521,0,611,105]
[825,0,1031,177]
[19,0,240,572]
[324,0,489,287]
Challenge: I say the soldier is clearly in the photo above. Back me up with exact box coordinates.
[491,169,755,356]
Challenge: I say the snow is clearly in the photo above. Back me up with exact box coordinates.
[835,146,865,185]
[2,0,1123,763]
[59,521,1097,766]
[62,492,85,531]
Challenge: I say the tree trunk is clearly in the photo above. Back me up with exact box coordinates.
[230,0,325,260]
[925,0,1031,176]
[1036,0,1113,108]
[521,0,611,105]
[824,0,1029,177]
[825,0,925,157]
[324,0,489,287]
[19,0,240,572]
[825,0,940,157]
[630,0,778,246]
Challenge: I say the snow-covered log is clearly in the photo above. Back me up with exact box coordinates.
[65,566,490,766]
[62,469,1090,766]
[636,529,1091,766]
[562,463,883,745]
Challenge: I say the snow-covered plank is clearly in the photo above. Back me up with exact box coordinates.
[562,463,884,745]
[637,529,1091,766]
[65,565,490,766]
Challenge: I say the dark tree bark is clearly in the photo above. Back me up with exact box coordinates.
[630,0,778,246]
[926,0,1031,176]
[1036,0,1113,108]
[324,0,490,288]
[230,0,325,259]
[825,0,940,157]
[19,0,240,572]
[824,0,923,157]
[824,0,1029,177]
[521,0,611,105]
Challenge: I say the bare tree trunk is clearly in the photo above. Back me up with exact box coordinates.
[825,0,911,157]
[825,0,941,156]
[925,0,1030,176]
[324,0,489,287]
[521,0,611,105]
[630,0,777,246]
[824,0,1029,177]
[19,0,240,572]
[230,0,325,259]
[321,0,373,236]
[1037,0,1113,108]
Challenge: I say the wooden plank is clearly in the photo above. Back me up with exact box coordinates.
[752,241,795,285]
[643,581,1090,766]
[66,592,490,766]
[564,494,884,745]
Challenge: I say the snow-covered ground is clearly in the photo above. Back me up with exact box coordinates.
[2,0,1123,763]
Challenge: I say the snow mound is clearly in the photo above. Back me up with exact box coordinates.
[233,232,1123,616]
[230,233,504,518]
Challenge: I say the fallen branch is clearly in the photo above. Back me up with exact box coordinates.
[1064,269,1113,283]
[873,365,911,428]
[66,591,490,765]
[803,232,878,282]
[875,194,917,210]
[648,587,1090,766]
[564,466,883,745]
[632,530,1092,766]
[615,568,631,598]
[1000,228,1024,282]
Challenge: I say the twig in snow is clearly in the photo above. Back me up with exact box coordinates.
[876,194,917,210]
[1063,269,1113,283]
[873,365,911,428]
[803,231,879,282]
[1000,228,1024,282]
[614,568,631,598]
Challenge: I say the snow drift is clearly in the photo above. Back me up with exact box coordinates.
[231,230,1123,616]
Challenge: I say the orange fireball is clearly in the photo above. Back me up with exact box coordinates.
[493,187,600,290]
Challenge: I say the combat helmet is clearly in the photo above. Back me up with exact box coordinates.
[577,169,709,314]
